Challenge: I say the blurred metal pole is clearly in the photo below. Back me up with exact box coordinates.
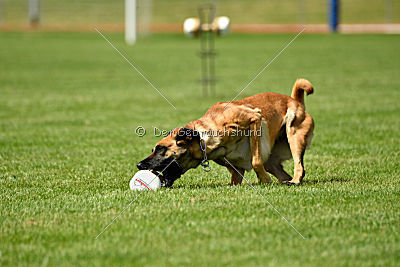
[385,0,392,23]
[125,0,137,45]
[328,0,339,33]
[29,0,40,26]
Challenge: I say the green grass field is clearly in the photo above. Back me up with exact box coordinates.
[1,32,400,266]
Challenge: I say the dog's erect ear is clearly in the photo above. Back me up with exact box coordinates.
[176,128,201,147]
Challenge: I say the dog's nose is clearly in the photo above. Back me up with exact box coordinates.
[137,162,146,170]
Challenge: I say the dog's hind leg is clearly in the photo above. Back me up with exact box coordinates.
[265,132,293,183]
[285,112,314,185]
[265,161,292,183]
[249,116,273,184]
[226,166,244,185]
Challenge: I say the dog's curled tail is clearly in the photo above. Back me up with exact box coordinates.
[291,78,314,105]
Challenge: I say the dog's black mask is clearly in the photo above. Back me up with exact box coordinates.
[136,145,183,187]
[136,128,202,188]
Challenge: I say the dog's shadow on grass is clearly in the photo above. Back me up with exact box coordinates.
[172,177,349,189]
[303,177,349,185]
[172,183,229,190]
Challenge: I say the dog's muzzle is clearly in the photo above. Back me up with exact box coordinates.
[136,158,183,187]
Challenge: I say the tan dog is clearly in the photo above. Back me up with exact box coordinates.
[137,79,314,187]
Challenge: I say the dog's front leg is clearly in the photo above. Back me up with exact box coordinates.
[250,118,273,184]
[226,166,244,185]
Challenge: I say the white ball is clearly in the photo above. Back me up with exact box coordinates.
[129,170,161,191]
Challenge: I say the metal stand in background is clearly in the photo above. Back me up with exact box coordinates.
[198,4,216,97]
[29,0,40,26]
[184,5,229,97]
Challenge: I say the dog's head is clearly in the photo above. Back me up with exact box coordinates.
[136,127,204,187]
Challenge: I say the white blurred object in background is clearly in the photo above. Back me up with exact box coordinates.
[125,0,137,45]
[214,16,230,36]
[183,17,201,37]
